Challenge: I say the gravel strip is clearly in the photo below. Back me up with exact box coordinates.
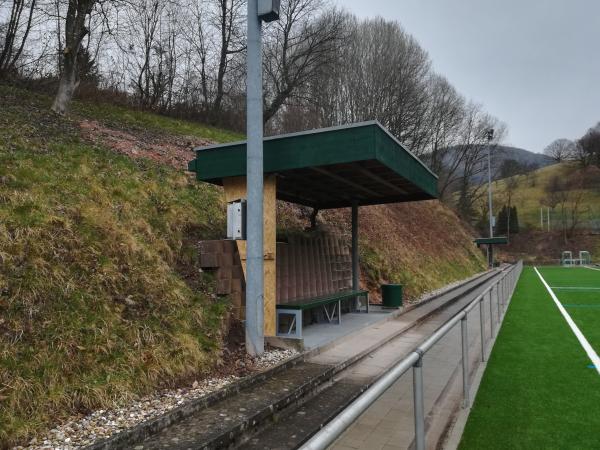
[16,349,298,450]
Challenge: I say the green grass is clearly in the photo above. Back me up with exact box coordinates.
[0,83,242,144]
[0,83,231,446]
[537,266,600,354]
[480,163,600,229]
[72,100,243,142]
[460,266,600,450]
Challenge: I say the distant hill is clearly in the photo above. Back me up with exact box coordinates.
[493,145,554,171]
[441,144,555,185]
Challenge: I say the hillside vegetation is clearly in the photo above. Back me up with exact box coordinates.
[0,85,239,446]
[482,163,600,262]
[487,163,600,229]
[0,84,486,446]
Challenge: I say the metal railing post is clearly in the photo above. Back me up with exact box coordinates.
[479,298,486,362]
[501,277,505,311]
[299,261,523,450]
[461,316,469,408]
[489,289,494,337]
[496,282,501,322]
[413,355,425,450]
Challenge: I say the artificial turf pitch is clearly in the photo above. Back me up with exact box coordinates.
[459,266,600,450]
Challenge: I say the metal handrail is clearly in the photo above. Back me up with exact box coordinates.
[301,261,523,450]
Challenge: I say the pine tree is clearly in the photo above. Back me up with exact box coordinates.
[510,206,520,234]
[496,206,508,235]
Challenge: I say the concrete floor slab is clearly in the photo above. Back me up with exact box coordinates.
[302,307,399,350]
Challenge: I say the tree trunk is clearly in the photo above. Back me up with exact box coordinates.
[51,0,94,115]
[52,59,78,114]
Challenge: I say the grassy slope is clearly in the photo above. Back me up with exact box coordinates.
[0,85,239,446]
[353,202,486,301]
[460,267,600,449]
[482,163,600,263]
[486,163,600,229]
[0,84,486,445]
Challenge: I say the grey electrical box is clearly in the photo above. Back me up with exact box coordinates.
[227,199,247,240]
[258,0,280,22]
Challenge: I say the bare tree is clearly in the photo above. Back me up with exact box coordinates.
[51,0,97,114]
[455,103,506,219]
[543,138,575,162]
[0,0,37,74]
[263,0,345,125]
[423,74,466,197]
[577,124,600,168]
[177,0,244,121]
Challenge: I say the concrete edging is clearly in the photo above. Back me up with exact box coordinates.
[85,269,498,450]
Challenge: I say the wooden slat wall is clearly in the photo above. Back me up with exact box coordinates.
[276,233,352,305]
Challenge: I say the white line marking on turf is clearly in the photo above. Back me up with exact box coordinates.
[550,287,600,290]
[534,267,600,376]
[584,266,600,272]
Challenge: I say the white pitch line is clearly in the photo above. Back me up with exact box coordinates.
[550,287,600,290]
[534,267,600,375]
[584,266,600,272]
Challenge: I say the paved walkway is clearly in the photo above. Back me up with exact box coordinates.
[330,286,503,450]
[303,307,398,350]
[301,272,490,351]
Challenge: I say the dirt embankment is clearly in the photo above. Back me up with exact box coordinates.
[80,118,488,305]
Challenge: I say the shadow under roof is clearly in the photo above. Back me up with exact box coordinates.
[474,237,509,247]
[188,121,438,209]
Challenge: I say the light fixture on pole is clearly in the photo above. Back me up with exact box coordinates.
[245,0,279,356]
[486,128,494,268]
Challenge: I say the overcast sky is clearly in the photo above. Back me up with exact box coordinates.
[335,0,600,153]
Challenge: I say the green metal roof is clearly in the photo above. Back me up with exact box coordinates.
[188,121,438,209]
[474,237,509,247]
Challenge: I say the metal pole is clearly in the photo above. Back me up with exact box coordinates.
[245,0,264,356]
[461,317,469,408]
[540,207,543,231]
[500,277,504,311]
[413,356,425,450]
[479,299,486,362]
[497,282,501,322]
[489,289,494,337]
[487,140,493,239]
[486,131,494,269]
[352,201,359,291]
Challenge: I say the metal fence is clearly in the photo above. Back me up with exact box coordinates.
[300,261,523,450]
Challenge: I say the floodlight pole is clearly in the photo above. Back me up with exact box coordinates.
[246,0,264,356]
[486,129,494,268]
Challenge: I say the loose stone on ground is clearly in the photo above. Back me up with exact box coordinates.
[15,349,297,450]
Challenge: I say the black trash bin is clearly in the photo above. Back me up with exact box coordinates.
[381,283,403,308]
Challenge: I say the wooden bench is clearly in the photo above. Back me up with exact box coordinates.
[276,290,369,339]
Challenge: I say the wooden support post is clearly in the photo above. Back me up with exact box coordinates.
[223,175,277,336]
